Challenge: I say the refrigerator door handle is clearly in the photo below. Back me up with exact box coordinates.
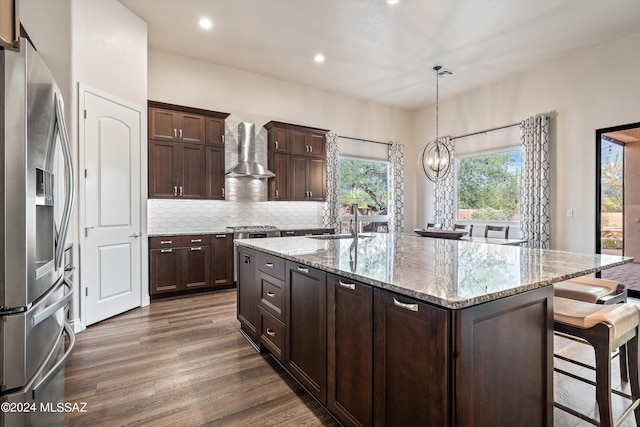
[31,279,73,327]
[53,92,75,271]
[33,321,76,398]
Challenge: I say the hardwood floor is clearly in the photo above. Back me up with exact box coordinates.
[66,290,640,426]
[65,290,337,426]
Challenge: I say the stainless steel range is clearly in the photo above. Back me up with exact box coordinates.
[226,225,280,239]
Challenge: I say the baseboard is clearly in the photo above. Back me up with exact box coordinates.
[69,317,85,334]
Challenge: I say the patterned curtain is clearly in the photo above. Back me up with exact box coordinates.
[322,132,340,232]
[520,115,550,248]
[434,137,455,229]
[388,142,405,232]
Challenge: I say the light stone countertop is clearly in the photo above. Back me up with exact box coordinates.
[235,232,633,309]
[148,229,229,237]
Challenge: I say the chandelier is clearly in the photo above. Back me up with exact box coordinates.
[419,65,452,183]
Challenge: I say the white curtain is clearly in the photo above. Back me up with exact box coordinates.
[388,142,405,232]
[322,132,340,232]
[520,115,550,248]
[434,137,455,229]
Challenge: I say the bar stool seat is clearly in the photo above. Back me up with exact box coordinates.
[553,297,640,426]
[555,277,626,304]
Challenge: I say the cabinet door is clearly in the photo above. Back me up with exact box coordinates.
[149,108,179,141]
[237,248,260,347]
[306,132,326,158]
[291,129,308,156]
[179,113,206,144]
[183,245,210,289]
[271,127,291,153]
[149,248,181,294]
[307,158,326,201]
[181,143,206,199]
[206,146,225,200]
[327,275,373,427]
[269,153,290,201]
[211,233,234,286]
[148,140,180,198]
[290,156,308,201]
[205,117,225,146]
[286,262,327,404]
[373,289,449,427]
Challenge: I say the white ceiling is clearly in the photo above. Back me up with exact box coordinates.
[119,0,640,111]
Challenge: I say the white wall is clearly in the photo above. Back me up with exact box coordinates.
[411,32,640,253]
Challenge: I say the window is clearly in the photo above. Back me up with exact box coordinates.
[339,157,389,233]
[456,148,521,222]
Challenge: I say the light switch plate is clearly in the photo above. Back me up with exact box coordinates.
[566,209,574,218]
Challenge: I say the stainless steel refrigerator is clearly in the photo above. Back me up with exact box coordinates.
[1,35,75,426]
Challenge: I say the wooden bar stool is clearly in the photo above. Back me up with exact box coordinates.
[555,277,629,381]
[553,297,640,427]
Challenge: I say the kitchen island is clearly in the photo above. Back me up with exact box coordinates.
[235,233,632,427]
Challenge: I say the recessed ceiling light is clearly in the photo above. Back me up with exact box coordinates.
[199,18,213,29]
[314,53,325,63]
[387,0,400,5]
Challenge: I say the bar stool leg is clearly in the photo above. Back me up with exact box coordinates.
[621,343,629,383]
[594,334,614,427]
[628,327,640,426]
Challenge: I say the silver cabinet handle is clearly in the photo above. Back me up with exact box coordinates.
[179,186,183,197]
[215,234,226,238]
[297,266,309,273]
[221,135,225,144]
[160,240,172,245]
[275,141,278,149]
[221,188,225,198]
[338,280,356,290]
[393,297,418,312]
[265,262,274,268]
[191,239,202,243]
[179,128,183,139]
[286,231,295,235]
[174,185,178,196]
[266,328,276,337]
[309,191,312,198]
[275,189,279,199]
[244,255,251,264]
[161,248,173,253]
[309,146,313,153]
[190,247,202,251]
[173,128,177,138]
[306,145,309,152]
[266,291,276,298]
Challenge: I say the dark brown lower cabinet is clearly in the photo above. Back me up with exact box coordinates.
[286,261,327,404]
[183,246,210,289]
[373,288,449,427]
[149,247,181,294]
[327,274,373,427]
[237,247,260,347]
[211,233,234,287]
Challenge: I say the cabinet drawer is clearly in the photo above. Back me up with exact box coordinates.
[259,307,285,362]
[258,252,285,280]
[259,272,284,321]
[149,234,209,249]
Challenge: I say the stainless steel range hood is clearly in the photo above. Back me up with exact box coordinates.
[225,122,275,178]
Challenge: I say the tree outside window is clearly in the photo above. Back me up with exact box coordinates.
[457,149,521,221]
[339,158,389,233]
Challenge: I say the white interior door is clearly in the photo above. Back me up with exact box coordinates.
[82,89,142,325]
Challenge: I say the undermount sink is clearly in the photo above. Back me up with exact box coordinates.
[309,233,376,240]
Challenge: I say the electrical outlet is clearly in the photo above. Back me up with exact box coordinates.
[566,209,574,218]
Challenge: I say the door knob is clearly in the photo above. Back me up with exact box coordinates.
[132,232,141,238]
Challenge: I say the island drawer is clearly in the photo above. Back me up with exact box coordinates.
[258,252,285,280]
[259,307,285,362]
[149,234,209,249]
[259,272,284,321]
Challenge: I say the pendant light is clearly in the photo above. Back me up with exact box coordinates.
[419,65,452,183]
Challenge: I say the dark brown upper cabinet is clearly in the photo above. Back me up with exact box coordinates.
[148,101,229,200]
[264,121,328,202]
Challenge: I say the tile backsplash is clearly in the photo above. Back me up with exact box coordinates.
[148,199,324,234]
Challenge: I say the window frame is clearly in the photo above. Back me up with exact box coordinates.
[338,155,391,231]
[453,145,521,229]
